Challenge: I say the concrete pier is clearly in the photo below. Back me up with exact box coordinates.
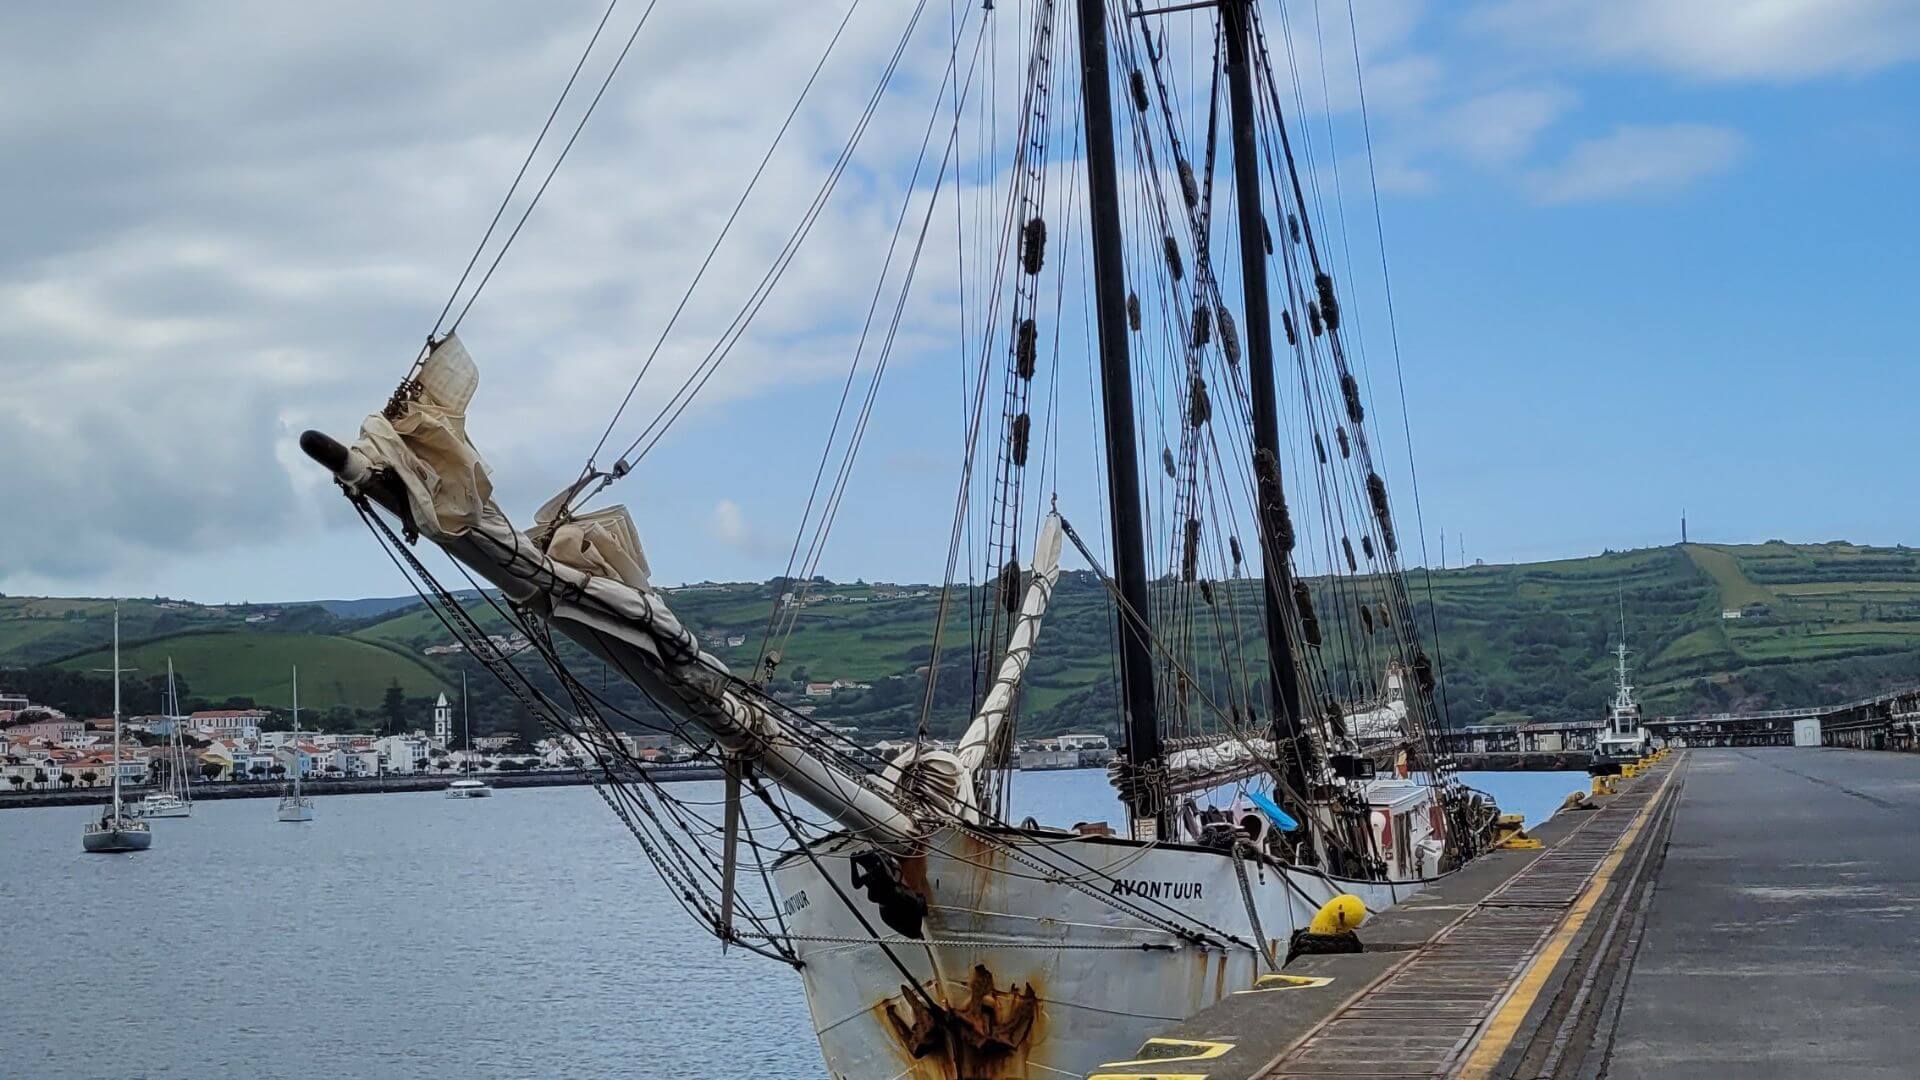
[1606,748,1920,1079]
[1096,747,1920,1078]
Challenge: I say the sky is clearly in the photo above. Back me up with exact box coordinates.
[2,0,1917,604]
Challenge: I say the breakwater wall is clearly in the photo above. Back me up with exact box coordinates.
[0,765,727,810]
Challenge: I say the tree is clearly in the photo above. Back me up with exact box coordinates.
[201,762,225,782]
[249,764,268,781]
[7,776,23,790]
[269,764,287,779]
[80,770,98,788]
[382,680,407,735]
[60,774,76,789]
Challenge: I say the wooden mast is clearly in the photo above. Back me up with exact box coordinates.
[1222,0,1309,812]
[1075,0,1163,836]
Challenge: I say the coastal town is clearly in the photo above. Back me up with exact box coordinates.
[0,686,1116,799]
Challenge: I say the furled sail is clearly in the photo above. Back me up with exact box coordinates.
[885,512,1063,820]
[1345,664,1410,746]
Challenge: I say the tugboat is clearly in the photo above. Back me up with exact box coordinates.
[82,609,152,854]
[1593,614,1651,771]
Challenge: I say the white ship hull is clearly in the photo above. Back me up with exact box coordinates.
[277,796,314,822]
[133,794,190,818]
[774,827,1420,1080]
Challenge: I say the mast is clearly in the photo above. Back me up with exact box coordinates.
[167,657,184,800]
[1222,0,1307,806]
[461,671,471,777]
[111,607,123,819]
[1076,0,1162,835]
[291,665,301,799]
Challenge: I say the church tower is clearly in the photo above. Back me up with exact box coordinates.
[433,693,452,745]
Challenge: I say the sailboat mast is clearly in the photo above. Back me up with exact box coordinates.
[462,671,470,776]
[1075,0,1162,836]
[111,607,123,816]
[291,665,300,798]
[1221,0,1307,804]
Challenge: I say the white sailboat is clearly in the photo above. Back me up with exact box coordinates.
[133,658,192,819]
[445,672,492,799]
[300,2,1503,1074]
[276,664,314,823]
[82,608,152,853]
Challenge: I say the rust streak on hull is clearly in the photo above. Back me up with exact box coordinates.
[880,964,1044,1080]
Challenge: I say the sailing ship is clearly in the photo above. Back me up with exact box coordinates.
[82,609,152,854]
[276,665,314,823]
[446,672,493,798]
[133,658,193,819]
[302,2,1499,1074]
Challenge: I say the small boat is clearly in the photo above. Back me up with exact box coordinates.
[1595,603,1651,767]
[444,673,494,799]
[134,659,193,819]
[276,664,315,823]
[83,608,152,854]
[276,791,314,822]
[134,792,190,819]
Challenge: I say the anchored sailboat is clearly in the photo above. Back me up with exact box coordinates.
[446,672,493,798]
[303,2,1497,1074]
[276,665,314,823]
[82,608,152,854]
[133,658,192,819]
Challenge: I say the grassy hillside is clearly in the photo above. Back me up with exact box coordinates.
[0,596,254,665]
[55,631,450,711]
[6,539,1920,732]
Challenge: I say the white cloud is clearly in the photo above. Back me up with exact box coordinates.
[1430,85,1576,165]
[1473,0,1920,82]
[708,498,772,558]
[0,2,983,590]
[1525,124,1746,203]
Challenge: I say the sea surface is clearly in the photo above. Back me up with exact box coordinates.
[0,770,1580,1079]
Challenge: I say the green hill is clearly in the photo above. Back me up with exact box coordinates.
[6,539,1920,734]
[55,631,450,711]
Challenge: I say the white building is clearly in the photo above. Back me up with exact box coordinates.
[189,709,267,740]
[4,717,84,745]
[373,734,435,776]
[0,755,59,791]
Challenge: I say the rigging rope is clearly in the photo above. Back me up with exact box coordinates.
[444,0,668,339]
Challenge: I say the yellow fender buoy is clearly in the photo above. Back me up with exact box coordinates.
[1310,894,1368,935]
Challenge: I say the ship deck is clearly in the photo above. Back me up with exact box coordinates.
[1096,747,1920,1079]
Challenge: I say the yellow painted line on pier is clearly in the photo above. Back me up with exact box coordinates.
[1455,756,1683,1079]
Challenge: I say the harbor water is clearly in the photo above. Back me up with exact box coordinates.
[0,770,1581,1079]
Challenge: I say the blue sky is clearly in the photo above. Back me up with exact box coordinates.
[2,1,1917,603]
